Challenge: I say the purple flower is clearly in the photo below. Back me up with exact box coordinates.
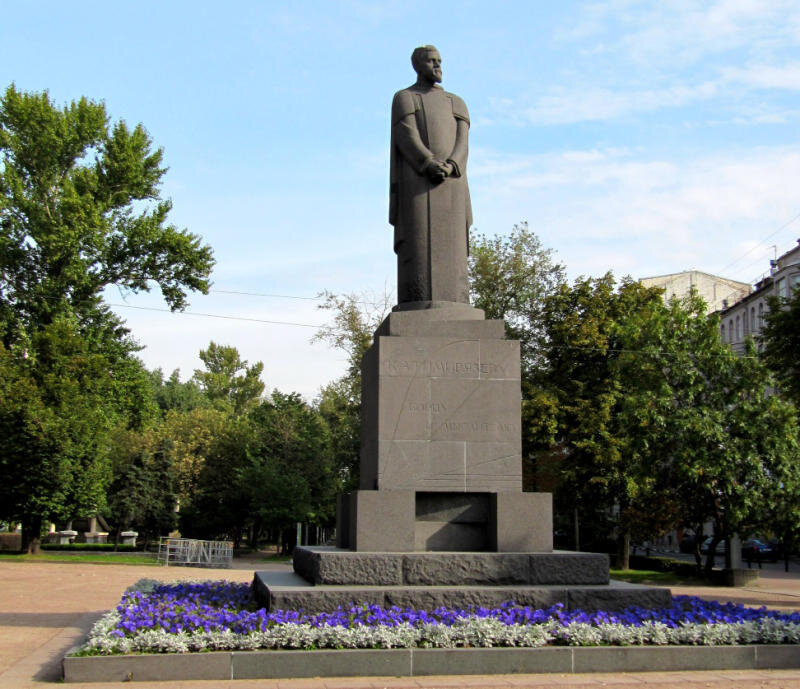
[108,581,800,641]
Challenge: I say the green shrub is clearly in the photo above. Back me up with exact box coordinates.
[41,543,138,552]
[629,555,704,578]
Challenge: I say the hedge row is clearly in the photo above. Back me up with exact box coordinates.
[41,543,139,552]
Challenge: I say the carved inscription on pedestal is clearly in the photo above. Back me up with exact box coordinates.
[363,335,522,492]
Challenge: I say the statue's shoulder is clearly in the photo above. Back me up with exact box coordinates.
[392,86,469,124]
[444,91,469,123]
[391,87,419,124]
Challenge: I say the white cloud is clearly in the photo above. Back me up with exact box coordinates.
[470,145,800,283]
[730,104,800,124]
[516,1,800,127]
[722,62,800,91]
[563,0,800,66]
[486,60,800,126]
[502,83,718,125]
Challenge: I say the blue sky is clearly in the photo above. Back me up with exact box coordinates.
[3,1,799,399]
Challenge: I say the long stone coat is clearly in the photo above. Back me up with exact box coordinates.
[389,83,472,305]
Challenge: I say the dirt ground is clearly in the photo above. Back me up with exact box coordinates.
[2,557,800,689]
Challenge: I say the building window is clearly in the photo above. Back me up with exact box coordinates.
[776,278,786,299]
[743,309,748,335]
[721,323,725,341]
[751,307,756,333]
[758,302,764,329]
[729,319,734,342]
[735,315,740,340]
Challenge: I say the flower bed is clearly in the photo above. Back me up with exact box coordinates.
[75,579,800,656]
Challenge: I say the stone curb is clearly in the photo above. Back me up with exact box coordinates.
[62,644,800,682]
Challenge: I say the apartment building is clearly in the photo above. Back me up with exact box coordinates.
[718,240,800,355]
[639,271,750,313]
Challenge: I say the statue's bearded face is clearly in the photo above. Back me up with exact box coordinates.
[416,50,442,83]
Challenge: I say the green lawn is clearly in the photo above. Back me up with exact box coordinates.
[0,550,292,566]
[610,568,705,586]
[0,552,158,565]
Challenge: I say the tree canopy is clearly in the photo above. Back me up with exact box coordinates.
[0,316,154,550]
[0,85,214,551]
[469,222,566,376]
[0,84,214,347]
[311,289,392,491]
[192,341,265,415]
[467,227,800,570]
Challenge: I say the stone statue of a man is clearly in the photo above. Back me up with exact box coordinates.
[389,45,472,307]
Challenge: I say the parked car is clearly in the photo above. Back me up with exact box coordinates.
[741,539,778,562]
[699,537,726,555]
[768,539,788,560]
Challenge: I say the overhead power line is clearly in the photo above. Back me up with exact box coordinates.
[717,210,800,276]
[108,303,758,359]
[210,288,393,307]
[108,303,323,328]
[212,289,323,301]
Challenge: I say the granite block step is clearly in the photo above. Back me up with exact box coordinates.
[293,546,610,586]
[253,569,673,614]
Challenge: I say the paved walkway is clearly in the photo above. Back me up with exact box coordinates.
[2,558,800,689]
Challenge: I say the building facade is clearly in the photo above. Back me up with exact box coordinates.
[639,271,751,313]
[718,240,800,355]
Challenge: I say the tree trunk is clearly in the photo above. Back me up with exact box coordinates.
[693,543,702,570]
[704,535,722,573]
[692,525,703,571]
[113,514,125,552]
[618,531,631,570]
[21,515,43,554]
[573,507,580,551]
[281,525,297,555]
[783,532,791,573]
[232,526,242,552]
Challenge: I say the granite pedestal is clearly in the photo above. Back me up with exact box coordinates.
[253,546,672,613]
[254,306,672,614]
[340,307,531,555]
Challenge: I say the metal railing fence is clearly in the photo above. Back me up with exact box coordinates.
[156,537,233,568]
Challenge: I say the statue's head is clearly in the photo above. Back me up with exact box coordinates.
[411,45,442,84]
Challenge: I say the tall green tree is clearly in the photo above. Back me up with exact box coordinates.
[535,274,667,562]
[312,289,392,490]
[192,342,264,415]
[0,84,214,343]
[0,85,214,550]
[106,436,178,549]
[183,391,335,552]
[469,222,566,376]
[466,223,567,489]
[617,296,800,570]
[149,368,209,416]
[537,276,800,570]
[242,391,335,551]
[0,317,154,551]
[315,377,361,494]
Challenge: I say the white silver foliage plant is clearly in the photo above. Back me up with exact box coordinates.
[79,613,800,655]
[74,581,800,656]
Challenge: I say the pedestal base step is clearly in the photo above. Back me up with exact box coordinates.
[253,570,673,614]
[294,546,609,586]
